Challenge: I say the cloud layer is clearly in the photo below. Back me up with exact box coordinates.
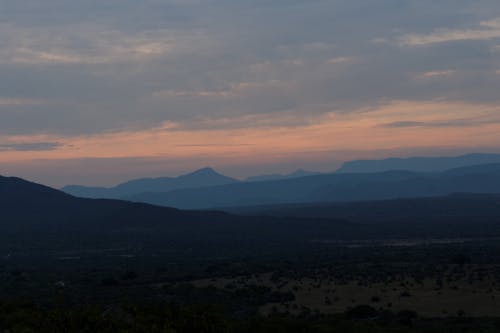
[1,0,500,184]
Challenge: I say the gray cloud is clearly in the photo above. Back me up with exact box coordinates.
[0,0,499,135]
[381,117,500,128]
[175,143,254,147]
[0,142,62,151]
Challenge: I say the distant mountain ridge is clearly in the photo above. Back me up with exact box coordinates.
[336,153,500,173]
[62,153,500,207]
[62,167,239,199]
[126,163,500,209]
[246,169,321,182]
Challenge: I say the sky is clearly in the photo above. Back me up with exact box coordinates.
[1,0,500,187]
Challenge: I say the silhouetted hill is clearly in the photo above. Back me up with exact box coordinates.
[126,164,500,209]
[0,175,352,253]
[3,175,500,255]
[336,153,500,173]
[246,169,322,182]
[62,167,239,199]
[0,175,75,215]
[0,175,218,228]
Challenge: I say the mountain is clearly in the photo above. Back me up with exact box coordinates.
[126,163,500,209]
[246,169,322,182]
[62,167,239,199]
[0,174,222,228]
[0,175,284,253]
[336,153,500,173]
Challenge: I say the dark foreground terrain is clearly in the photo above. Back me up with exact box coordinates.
[3,240,500,332]
[2,175,500,332]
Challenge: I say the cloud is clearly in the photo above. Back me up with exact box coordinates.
[0,23,200,66]
[0,142,62,152]
[326,57,353,64]
[0,0,499,140]
[0,98,47,106]
[417,70,456,79]
[381,119,489,128]
[400,17,500,46]
[379,103,500,128]
[175,143,254,147]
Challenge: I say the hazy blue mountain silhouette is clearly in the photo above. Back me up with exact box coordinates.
[336,153,500,173]
[62,167,238,199]
[246,169,322,182]
[126,163,500,209]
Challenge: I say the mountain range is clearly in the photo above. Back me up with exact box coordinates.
[59,153,500,210]
[62,167,238,199]
[123,163,500,209]
[62,167,324,199]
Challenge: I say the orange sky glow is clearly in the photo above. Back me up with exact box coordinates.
[2,100,500,186]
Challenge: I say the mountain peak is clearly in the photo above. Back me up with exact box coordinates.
[199,167,217,173]
[189,167,219,176]
[62,167,238,199]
